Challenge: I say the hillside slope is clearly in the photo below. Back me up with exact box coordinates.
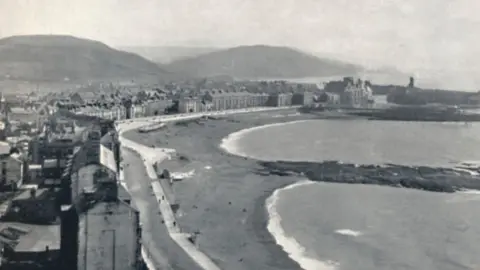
[165,45,363,79]
[0,35,171,82]
[119,46,219,64]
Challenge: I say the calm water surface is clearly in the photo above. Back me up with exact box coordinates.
[234,120,480,270]
[236,119,480,167]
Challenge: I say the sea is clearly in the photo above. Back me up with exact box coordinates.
[221,119,480,270]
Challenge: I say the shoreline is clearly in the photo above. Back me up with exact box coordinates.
[217,118,480,193]
[120,107,480,270]
[120,108,480,270]
[123,109,314,270]
[117,106,306,270]
[219,119,313,158]
[264,180,337,270]
[209,115,480,270]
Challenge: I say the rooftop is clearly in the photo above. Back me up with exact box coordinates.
[82,199,136,218]
[76,164,100,194]
[117,184,131,204]
[0,141,10,155]
[13,188,50,201]
[0,222,60,252]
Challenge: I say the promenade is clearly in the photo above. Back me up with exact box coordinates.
[117,106,298,270]
[120,149,202,270]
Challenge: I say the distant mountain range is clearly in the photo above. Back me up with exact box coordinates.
[0,35,377,85]
[119,46,219,64]
[0,35,172,82]
[163,45,363,79]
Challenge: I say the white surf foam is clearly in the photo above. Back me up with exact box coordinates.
[452,168,480,176]
[335,229,363,237]
[266,180,337,270]
[272,112,301,118]
[171,169,196,180]
[219,120,312,159]
[457,189,480,195]
[447,189,480,203]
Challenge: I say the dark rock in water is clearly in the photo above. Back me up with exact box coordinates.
[270,170,292,176]
[257,160,480,193]
[178,154,190,162]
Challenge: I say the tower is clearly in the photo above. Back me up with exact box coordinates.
[408,77,415,88]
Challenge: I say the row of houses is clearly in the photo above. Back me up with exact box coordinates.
[63,90,314,119]
[177,90,314,113]
[72,100,169,120]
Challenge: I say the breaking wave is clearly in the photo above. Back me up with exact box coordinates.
[266,180,337,270]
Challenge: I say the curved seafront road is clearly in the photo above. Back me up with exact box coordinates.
[117,107,296,270]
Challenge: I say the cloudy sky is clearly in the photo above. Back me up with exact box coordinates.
[1,0,479,89]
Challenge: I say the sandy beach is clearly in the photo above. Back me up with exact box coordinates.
[122,109,317,270]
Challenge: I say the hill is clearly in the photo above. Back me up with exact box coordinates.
[119,46,219,64]
[0,35,171,82]
[165,45,363,79]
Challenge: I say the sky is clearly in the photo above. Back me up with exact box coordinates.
[1,0,480,90]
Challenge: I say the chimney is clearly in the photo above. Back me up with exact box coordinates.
[357,79,362,87]
[101,182,118,202]
[94,169,118,202]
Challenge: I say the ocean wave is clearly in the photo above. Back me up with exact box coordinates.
[266,180,337,270]
[335,229,363,237]
[221,120,480,269]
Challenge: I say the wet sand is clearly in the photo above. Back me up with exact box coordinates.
[123,109,315,270]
